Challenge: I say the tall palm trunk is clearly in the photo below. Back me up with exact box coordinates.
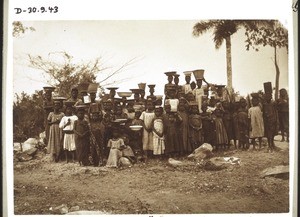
[225,36,233,94]
[274,46,280,100]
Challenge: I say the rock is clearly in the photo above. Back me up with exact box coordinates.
[119,157,132,167]
[260,165,289,179]
[204,157,230,171]
[187,143,213,160]
[24,138,39,146]
[17,153,33,162]
[69,206,80,212]
[52,204,69,214]
[168,158,183,167]
[13,143,22,152]
[24,148,38,156]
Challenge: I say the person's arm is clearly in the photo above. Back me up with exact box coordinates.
[73,121,81,136]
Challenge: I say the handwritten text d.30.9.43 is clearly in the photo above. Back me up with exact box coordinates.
[14,6,58,14]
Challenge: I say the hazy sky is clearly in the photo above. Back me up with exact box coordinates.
[13,20,288,97]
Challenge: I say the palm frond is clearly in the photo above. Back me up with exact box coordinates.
[192,20,220,37]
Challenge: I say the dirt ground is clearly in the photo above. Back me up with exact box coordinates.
[13,137,290,215]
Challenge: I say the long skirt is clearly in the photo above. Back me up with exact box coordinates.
[47,124,63,155]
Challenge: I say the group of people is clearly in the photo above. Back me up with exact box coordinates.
[43,70,289,167]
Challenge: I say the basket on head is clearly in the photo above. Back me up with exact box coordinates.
[193,69,205,80]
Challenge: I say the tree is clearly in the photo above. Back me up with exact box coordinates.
[28,51,139,97]
[244,20,288,100]
[12,21,35,37]
[13,90,44,141]
[192,20,268,94]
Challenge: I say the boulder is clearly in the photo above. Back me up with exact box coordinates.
[119,157,132,167]
[187,143,213,160]
[204,157,230,171]
[17,153,33,162]
[23,148,38,156]
[168,158,183,167]
[52,204,69,214]
[69,206,80,212]
[260,165,289,179]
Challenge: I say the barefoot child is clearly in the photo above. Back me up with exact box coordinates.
[47,100,64,162]
[263,84,278,152]
[74,105,90,166]
[139,99,156,160]
[248,95,264,150]
[59,101,78,163]
[152,106,165,158]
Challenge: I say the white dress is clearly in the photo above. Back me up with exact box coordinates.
[139,111,155,151]
[106,138,124,168]
[59,115,78,151]
[152,118,165,155]
[248,106,264,138]
[195,88,205,113]
[182,84,192,94]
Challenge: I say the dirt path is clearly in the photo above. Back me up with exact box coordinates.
[14,140,290,214]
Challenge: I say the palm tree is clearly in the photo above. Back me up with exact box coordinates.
[192,20,267,94]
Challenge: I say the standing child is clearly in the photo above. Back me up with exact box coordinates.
[236,98,250,150]
[177,98,191,155]
[248,96,264,150]
[212,103,228,151]
[89,111,106,166]
[188,102,203,151]
[139,99,156,160]
[47,100,64,162]
[163,104,182,157]
[59,101,78,163]
[152,106,165,158]
[74,105,90,166]
[201,101,216,147]
[263,92,278,152]
[222,100,234,150]
[276,88,289,142]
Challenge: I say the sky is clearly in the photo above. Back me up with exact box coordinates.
[13,20,289,98]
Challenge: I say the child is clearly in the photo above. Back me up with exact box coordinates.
[59,102,78,163]
[222,100,234,150]
[139,99,156,160]
[74,106,90,166]
[201,101,216,147]
[106,130,126,168]
[178,99,191,155]
[248,97,264,150]
[163,104,182,157]
[89,111,106,166]
[212,103,228,151]
[277,88,289,142]
[152,106,165,158]
[263,93,278,152]
[47,100,64,162]
[188,102,203,151]
[236,98,250,150]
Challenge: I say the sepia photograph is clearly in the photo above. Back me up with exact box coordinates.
[3,0,297,216]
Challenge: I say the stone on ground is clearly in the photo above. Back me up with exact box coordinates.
[260,165,289,179]
[187,143,213,160]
